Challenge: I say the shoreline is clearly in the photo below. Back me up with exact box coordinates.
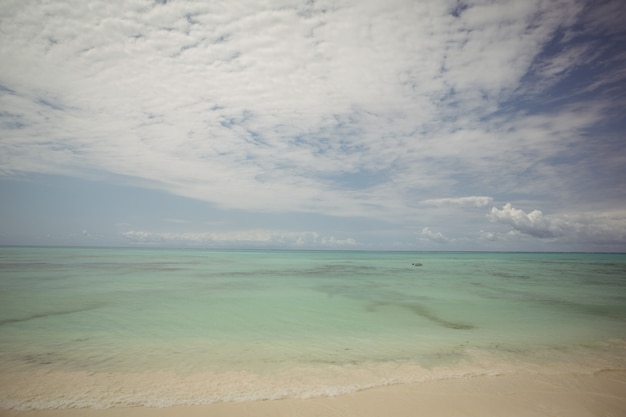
[3,371,625,417]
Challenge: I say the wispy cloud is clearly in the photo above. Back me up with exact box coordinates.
[122,229,356,248]
[1,0,625,250]
[421,196,493,208]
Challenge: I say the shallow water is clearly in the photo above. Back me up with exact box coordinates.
[1,248,625,409]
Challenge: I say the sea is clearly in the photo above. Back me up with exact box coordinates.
[0,247,625,410]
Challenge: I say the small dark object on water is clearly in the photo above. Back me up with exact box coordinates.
[412,262,423,267]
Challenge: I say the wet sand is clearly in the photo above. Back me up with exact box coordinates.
[3,370,625,417]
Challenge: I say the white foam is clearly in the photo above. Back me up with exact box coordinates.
[3,347,625,411]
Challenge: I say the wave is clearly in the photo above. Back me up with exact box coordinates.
[2,350,625,411]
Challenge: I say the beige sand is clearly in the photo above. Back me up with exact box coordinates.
[2,370,625,417]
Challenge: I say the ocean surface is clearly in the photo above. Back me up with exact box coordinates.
[1,247,625,409]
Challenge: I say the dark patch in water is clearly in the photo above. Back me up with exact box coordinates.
[0,304,104,326]
[492,271,531,280]
[472,283,626,321]
[368,302,475,330]
[542,299,626,320]
[302,263,380,276]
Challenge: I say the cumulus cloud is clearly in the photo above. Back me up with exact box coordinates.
[479,230,497,241]
[488,203,559,238]
[420,227,451,244]
[488,204,626,245]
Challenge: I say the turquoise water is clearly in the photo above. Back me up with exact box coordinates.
[1,247,625,409]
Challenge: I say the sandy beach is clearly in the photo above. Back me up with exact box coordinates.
[3,370,625,417]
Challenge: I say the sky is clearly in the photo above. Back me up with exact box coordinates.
[1,0,625,251]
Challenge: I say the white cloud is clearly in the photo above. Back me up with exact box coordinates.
[0,1,605,210]
[421,196,493,208]
[0,0,624,250]
[420,227,451,244]
[122,229,356,248]
[479,230,497,241]
[488,203,558,238]
[488,204,626,245]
